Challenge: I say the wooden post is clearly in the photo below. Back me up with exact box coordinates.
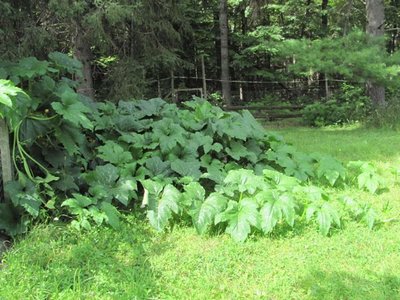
[0,119,13,201]
[171,71,177,103]
[195,58,198,79]
[325,74,330,98]
[157,76,161,98]
[201,55,207,99]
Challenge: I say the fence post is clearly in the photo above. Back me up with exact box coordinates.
[325,74,330,98]
[201,55,207,99]
[157,76,161,98]
[171,71,177,103]
[0,119,12,201]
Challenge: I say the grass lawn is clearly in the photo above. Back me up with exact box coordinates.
[1,125,400,299]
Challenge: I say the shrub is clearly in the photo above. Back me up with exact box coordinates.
[302,84,370,126]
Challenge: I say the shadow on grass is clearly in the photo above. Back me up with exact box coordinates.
[300,269,400,299]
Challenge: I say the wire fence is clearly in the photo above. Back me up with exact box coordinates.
[145,75,357,106]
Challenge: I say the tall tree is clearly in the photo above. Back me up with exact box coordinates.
[73,21,94,98]
[219,0,231,105]
[319,0,329,98]
[366,0,386,108]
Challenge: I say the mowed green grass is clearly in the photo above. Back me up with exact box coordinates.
[1,125,400,299]
[271,123,400,164]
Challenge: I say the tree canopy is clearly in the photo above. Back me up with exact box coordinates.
[0,0,398,103]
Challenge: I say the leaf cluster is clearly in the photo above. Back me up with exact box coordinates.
[0,53,96,234]
[143,169,377,242]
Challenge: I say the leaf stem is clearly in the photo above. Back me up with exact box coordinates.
[28,114,58,121]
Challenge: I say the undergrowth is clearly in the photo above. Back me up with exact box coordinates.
[0,54,390,241]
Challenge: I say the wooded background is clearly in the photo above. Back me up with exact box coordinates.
[0,0,399,107]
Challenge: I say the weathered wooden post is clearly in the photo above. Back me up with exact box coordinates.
[201,55,207,99]
[325,74,330,98]
[0,119,12,201]
[171,70,177,103]
[157,76,161,98]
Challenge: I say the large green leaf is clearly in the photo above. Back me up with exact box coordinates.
[171,159,202,179]
[268,146,314,181]
[341,196,376,230]
[84,164,119,200]
[0,79,24,108]
[152,118,187,153]
[306,202,341,236]
[258,191,296,233]
[51,90,93,130]
[358,172,379,194]
[215,199,259,242]
[263,169,300,192]
[115,116,153,132]
[226,141,249,161]
[20,117,51,145]
[241,110,265,139]
[141,179,164,198]
[54,122,87,155]
[13,57,49,79]
[223,169,267,195]
[145,156,171,177]
[191,193,228,234]
[187,132,213,152]
[0,203,27,236]
[214,115,249,140]
[100,202,120,229]
[4,178,42,218]
[147,184,181,231]
[188,100,219,121]
[244,139,262,163]
[97,141,133,165]
[62,194,96,214]
[179,109,207,130]
[181,181,206,207]
[200,155,226,184]
[315,155,346,186]
[362,207,376,230]
[49,52,83,76]
[347,161,384,193]
[52,173,79,192]
[133,98,166,117]
[112,177,138,206]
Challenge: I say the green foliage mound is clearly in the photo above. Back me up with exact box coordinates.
[0,54,386,241]
[143,169,377,242]
[94,97,271,185]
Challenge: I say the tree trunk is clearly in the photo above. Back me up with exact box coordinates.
[366,0,386,108]
[300,0,312,38]
[74,23,95,99]
[0,119,13,201]
[214,10,221,78]
[319,0,329,98]
[219,0,231,105]
[321,0,329,36]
